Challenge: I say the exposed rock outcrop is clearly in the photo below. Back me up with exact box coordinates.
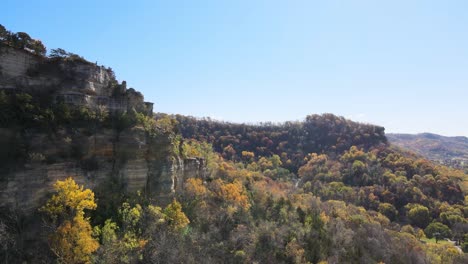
[0,44,202,213]
[0,126,206,212]
[0,44,153,114]
[0,45,42,80]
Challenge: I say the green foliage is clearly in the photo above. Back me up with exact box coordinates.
[439,208,466,227]
[135,111,178,137]
[407,204,431,228]
[100,219,118,245]
[378,203,398,221]
[424,222,452,241]
[181,139,219,173]
[49,48,88,62]
[119,202,143,232]
[0,24,46,55]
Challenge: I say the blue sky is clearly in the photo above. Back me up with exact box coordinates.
[3,0,468,136]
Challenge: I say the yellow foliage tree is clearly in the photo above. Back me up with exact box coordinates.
[41,177,97,220]
[241,151,255,162]
[40,177,99,264]
[164,199,190,232]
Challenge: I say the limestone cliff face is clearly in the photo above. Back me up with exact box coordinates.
[0,45,153,114]
[0,127,206,213]
[0,45,111,92]
[0,45,191,213]
[0,45,41,80]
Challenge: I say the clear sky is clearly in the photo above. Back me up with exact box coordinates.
[3,0,468,136]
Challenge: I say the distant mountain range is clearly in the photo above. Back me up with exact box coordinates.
[387,133,468,169]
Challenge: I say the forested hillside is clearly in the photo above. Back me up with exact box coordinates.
[1,25,468,263]
[169,114,468,263]
[174,114,387,172]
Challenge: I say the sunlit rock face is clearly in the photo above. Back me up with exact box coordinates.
[0,46,41,80]
[0,45,153,114]
[0,45,112,92]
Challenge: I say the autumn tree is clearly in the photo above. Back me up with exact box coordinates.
[258,156,273,171]
[40,177,99,264]
[164,200,190,232]
[298,153,341,182]
[241,151,255,162]
[185,178,208,198]
[213,179,251,212]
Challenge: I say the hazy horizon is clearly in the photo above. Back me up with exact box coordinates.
[3,0,468,136]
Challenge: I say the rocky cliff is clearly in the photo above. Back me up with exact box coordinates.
[0,125,207,212]
[0,45,205,213]
[0,44,153,114]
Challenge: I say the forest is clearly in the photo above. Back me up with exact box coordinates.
[1,25,468,263]
[1,95,468,263]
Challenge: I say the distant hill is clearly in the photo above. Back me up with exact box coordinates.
[387,133,468,169]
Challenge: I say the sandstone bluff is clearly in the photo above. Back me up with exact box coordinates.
[0,44,206,212]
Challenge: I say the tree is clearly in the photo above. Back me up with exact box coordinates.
[49,48,68,58]
[40,177,99,263]
[258,157,273,171]
[13,32,32,49]
[0,24,7,40]
[213,179,251,211]
[407,204,431,228]
[269,154,282,169]
[378,203,398,221]
[185,178,208,198]
[50,214,99,263]
[164,200,190,232]
[462,234,468,253]
[241,151,255,162]
[93,219,119,263]
[114,202,146,263]
[101,219,118,245]
[424,222,452,242]
[28,39,46,56]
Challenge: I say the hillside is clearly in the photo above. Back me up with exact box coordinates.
[173,114,387,172]
[1,25,468,263]
[388,133,468,169]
